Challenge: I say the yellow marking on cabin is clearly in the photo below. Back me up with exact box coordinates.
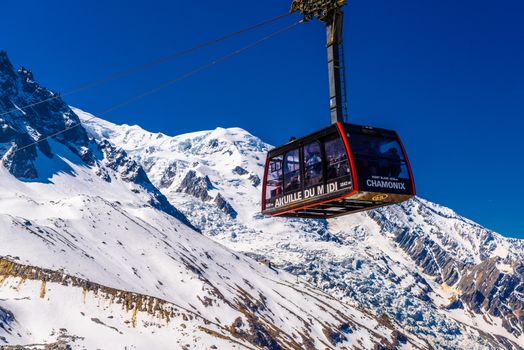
[372,194,388,201]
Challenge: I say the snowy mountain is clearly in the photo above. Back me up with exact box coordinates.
[0,52,444,349]
[79,108,524,349]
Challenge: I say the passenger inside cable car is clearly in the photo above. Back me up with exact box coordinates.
[304,142,322,186]
[348,131,410,190]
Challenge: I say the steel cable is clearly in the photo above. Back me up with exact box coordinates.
[11,20,303,155]
[0,12,293,118]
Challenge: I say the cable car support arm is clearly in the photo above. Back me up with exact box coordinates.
[291,0,348,124]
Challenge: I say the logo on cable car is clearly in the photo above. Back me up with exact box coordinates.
[274,181,347,209]
[372,194,388,201]
[275,191,303,208]
[366,179,406,190]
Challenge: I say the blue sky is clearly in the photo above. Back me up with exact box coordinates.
[2,0,523,238]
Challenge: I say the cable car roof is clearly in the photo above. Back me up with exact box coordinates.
[268,123,401,157]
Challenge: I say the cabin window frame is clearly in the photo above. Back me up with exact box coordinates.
[265,154,284,201]
[303,140,324,188]
[283,148,302,193]
[324,134,351,182]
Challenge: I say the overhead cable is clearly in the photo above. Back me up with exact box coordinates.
[0,12,293,118]
[11,20,303,155]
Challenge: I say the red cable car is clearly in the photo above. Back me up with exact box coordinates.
[261,122,415,218]
[261,0,415,218]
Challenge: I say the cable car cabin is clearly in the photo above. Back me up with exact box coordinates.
[261,122,415,218]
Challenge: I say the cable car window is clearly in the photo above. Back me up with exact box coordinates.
[283,149,301,192]
[324,137,350,181]
[303,141,323,187]
[349,133,409,179]
[266,155,283,200]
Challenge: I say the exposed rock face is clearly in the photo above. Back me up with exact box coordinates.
[176,170,237,219]
[177,170,213,201]
[233,165,261,188]
[158,162,178,188]
[232,166,248,176]
[0,305,14,330]
[0,52,192,228]
[0,51,90,179]
[214,193,237,218]
[387,222,465,285]
[97,140,150,185]
[458,258,524,338]
[249,173,261,187]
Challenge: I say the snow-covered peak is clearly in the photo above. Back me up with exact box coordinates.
[79,108,269,222]
[78,109,268,157]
